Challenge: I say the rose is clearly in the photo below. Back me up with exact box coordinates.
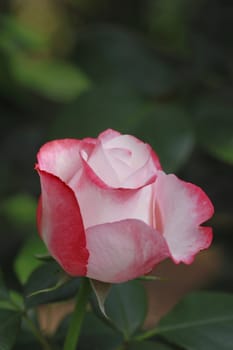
[36,129,214,283]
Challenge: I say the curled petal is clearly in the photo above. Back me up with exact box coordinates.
[84,132,161,189]
[98,128,121,143]
[37,139,83,184]
[36,168,89,276]
[153,171,214,264]
[104,134,161,169]
[84,140,120,188]
[123,147,161,188]
[86,219,169,283]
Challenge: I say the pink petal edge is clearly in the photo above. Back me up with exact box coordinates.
[153,171,214,264]
[36,166,89,276]
[37,138,82,184]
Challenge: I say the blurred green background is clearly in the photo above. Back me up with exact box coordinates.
[0,0,232,293]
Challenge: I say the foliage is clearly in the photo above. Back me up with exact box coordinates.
[1,266,233,349]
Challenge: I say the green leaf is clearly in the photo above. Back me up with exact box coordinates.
[80,313,123,350]
[0,290,23,312]
[14,235,47,284]
[136,103,194,172]
[0,15,47,54]
[8,291,24,311]
[194,97,233,164]
[105,280,147,339]
[0,272,15,311]
[10,54,91,101]
[28,274,70,297]
[24,262,80,308]
[0,299,15,311]
[34,253,53,262]
[0,309,21,350]
[57,312,122,350]
[156,292,233,350]
[13,332,41,350]
[0,275,24,311]
[128,341,174,350]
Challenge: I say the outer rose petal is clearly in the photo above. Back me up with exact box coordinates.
[86,219,169,283]
[36,168,89,275]
[37,139,83,184]
[70,169,154,229]
[153,171,214,264]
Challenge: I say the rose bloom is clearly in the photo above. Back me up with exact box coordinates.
[36,129,214,283]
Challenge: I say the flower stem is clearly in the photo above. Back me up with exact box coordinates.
[64,277,91,350]
[134,327,161,342]
[24,313,52,350]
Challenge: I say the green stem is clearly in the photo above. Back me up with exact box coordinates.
[134,327,161,342]
[64,277,91,350]
[24,313,52,350]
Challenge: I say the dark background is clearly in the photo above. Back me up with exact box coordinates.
[0,0,232,296]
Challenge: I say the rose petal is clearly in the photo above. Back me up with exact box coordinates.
[105,147,133,182]
[37,139,83,184]
[36,168,89,276]
[86,219,169,283]
[103,134,161,188]
[72,170,154,229]
[98,129,121,143]
[104,134,161,168]
[104,134,148,166]
[86,140,120,187]
[153,171,214,264]
[86,132,161,189]
[123,147,161,188]
[82,143,134,188]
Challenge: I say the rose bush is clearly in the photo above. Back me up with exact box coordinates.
[36,129,214,283]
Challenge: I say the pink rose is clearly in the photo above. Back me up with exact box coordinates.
[36,129,214,283]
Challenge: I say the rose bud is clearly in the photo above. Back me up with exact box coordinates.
[36,129,214,283]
